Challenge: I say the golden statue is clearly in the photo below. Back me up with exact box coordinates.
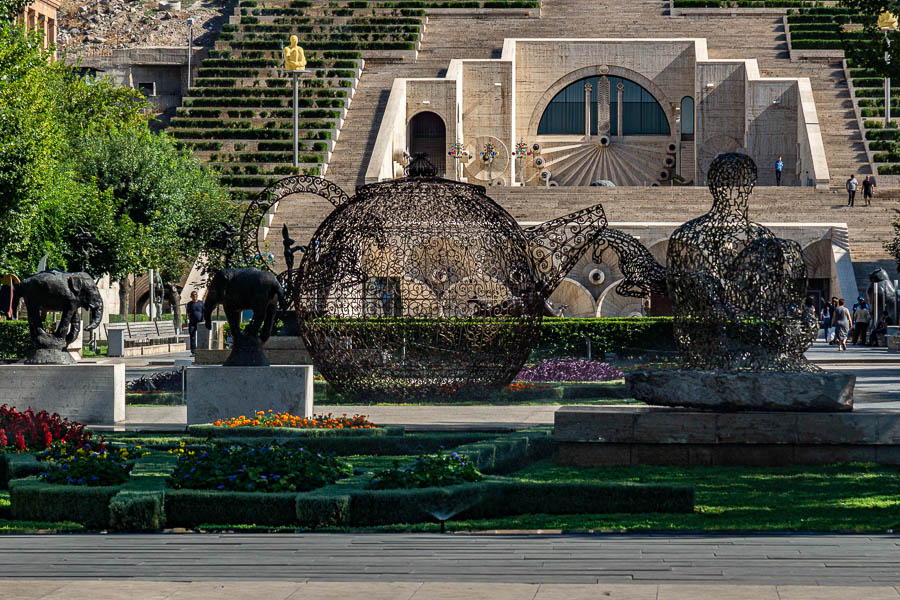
[283,35,307,71]
[878,10,898,30]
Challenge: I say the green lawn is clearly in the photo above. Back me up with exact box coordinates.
[404,461,900,533]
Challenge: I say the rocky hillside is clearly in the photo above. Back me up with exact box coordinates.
[57,0,230,53]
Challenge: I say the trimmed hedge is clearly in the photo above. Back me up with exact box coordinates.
[0,452,41,488]
[296,479,695,528]
[108,453,177,531]
[9,477,121,528]
[534,317,676,358]
[165,489,299,527]
[0,320,31,359]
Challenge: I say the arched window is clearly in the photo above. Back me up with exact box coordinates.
[680,96,694,138]
[537,76,670,136]
[408,111,446,176]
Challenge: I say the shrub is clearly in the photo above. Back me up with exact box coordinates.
[0,320,31,359]
[168,442,354,493]
[534,317,676,358]
[212,411,377,429]
[0,405,93,453]
[369,450,483,490]
[9,478,120,528]
[38,444,141,487]
[516,359,624,382]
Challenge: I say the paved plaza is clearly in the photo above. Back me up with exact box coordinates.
[1,534,900,597]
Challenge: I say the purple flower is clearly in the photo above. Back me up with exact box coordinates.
[515,359,623,382]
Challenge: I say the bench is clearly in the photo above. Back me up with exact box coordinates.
[106,320,186,357]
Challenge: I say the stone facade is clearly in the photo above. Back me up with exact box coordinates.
[367,38,830,189]
[18,0,60,59]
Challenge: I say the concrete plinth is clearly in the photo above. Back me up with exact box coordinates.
[0,364,125,424]
[626,369,855,412]
[185,365,313,425]
[554,406,900,466]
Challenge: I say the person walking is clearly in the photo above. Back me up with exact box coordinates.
[832,298,853,352]
[186,290,205,355]
[846,174,858,207]
[821,301,832,342]
[862,175,875,206]
[852,302,871,345]
[775,156,783,186]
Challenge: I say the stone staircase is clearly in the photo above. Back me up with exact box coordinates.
[261,0,896,280]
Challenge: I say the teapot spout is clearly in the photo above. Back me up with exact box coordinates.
[524,204,608,298]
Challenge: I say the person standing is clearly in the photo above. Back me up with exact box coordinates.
[832,298,853,352]
[852,302,870,345]
[186,290,205,355]
[862,175,875,206]
[775,156,783,186]
[846,174,858,207]
[821,301,832,342]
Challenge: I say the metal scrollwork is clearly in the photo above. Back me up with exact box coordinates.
[666,153,818,372]
[523,204,609,298]
[592,228,667,298]
[238,175,352,271]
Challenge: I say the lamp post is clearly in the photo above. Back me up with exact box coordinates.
[879,12,898,126]
[512,140,531,186]
[283,35,309,169]
[187,17,194,90]
[481,141,497,185]
[447,141,468,180]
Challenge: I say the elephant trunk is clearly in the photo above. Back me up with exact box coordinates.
[86,300,103,332]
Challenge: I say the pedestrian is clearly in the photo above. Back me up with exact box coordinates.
[775,156,783,186]
[186,290,204,355]
[846,174,858,207]
[821,301,832,342]
[852,302,870,345]
[862,175,875,206]
[870,316,889,347]
[832,298,853,352]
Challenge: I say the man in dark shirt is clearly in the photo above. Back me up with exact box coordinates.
[862,175,875,206]
[186,291,204,354]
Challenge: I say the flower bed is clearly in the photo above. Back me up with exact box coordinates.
[516,359,624,382]
[38,444,141,487]
[0,405,93,453]
[369,451,483,490]
[212,411,377,429]
[168,443,354,493]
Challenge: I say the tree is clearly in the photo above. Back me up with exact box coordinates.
[0,0,28,23]
[0,22,238,291]
[887,210,900,272]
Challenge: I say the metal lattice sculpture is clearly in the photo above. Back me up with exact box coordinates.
[283,172,607,401]
[666,153,818,372]
[592,228,667,298]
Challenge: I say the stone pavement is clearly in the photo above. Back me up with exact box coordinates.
[3,580,900,599]
[1,533,899,588]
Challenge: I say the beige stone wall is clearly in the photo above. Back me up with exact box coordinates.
[18,1,60,59]
[460,61,513,182]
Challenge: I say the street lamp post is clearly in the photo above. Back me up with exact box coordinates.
[879,12,899,126]
[187,17,194,89]
[512,140,531,186]
[447,141,468,180]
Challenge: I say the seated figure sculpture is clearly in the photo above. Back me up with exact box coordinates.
[666,153,818,372]
[283,35,306,71]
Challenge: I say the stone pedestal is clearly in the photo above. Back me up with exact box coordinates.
[554,406,900,466]
[626,370,855,412]
[194,336,312,365]
[0,364,125,424]
[185,365,313,425]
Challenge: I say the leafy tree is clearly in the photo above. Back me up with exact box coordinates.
[0,0,28,23]
[887,210,900,271]
[0,22,237,290]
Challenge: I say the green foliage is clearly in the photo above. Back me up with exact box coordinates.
[0,320,31,359]
[0,452,40,489]
[165,488,299,527]
[168,443,354,493]
[38,444,140,487]
[9,477,120,528]
[0,22,237,279]
[369,450,483,490]
[885,206,900,269]
[534,317,676,358]
[0,0,27,23]
[109,453,176,531]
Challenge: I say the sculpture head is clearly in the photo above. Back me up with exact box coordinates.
[707,152,757,215]
[68,272,104,331]
[289,35,298,47]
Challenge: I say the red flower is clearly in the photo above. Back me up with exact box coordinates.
[0,429,6,448]
[14,433,25,452]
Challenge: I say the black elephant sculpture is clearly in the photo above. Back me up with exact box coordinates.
[16,271,104,364]
[204,267,285,366]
